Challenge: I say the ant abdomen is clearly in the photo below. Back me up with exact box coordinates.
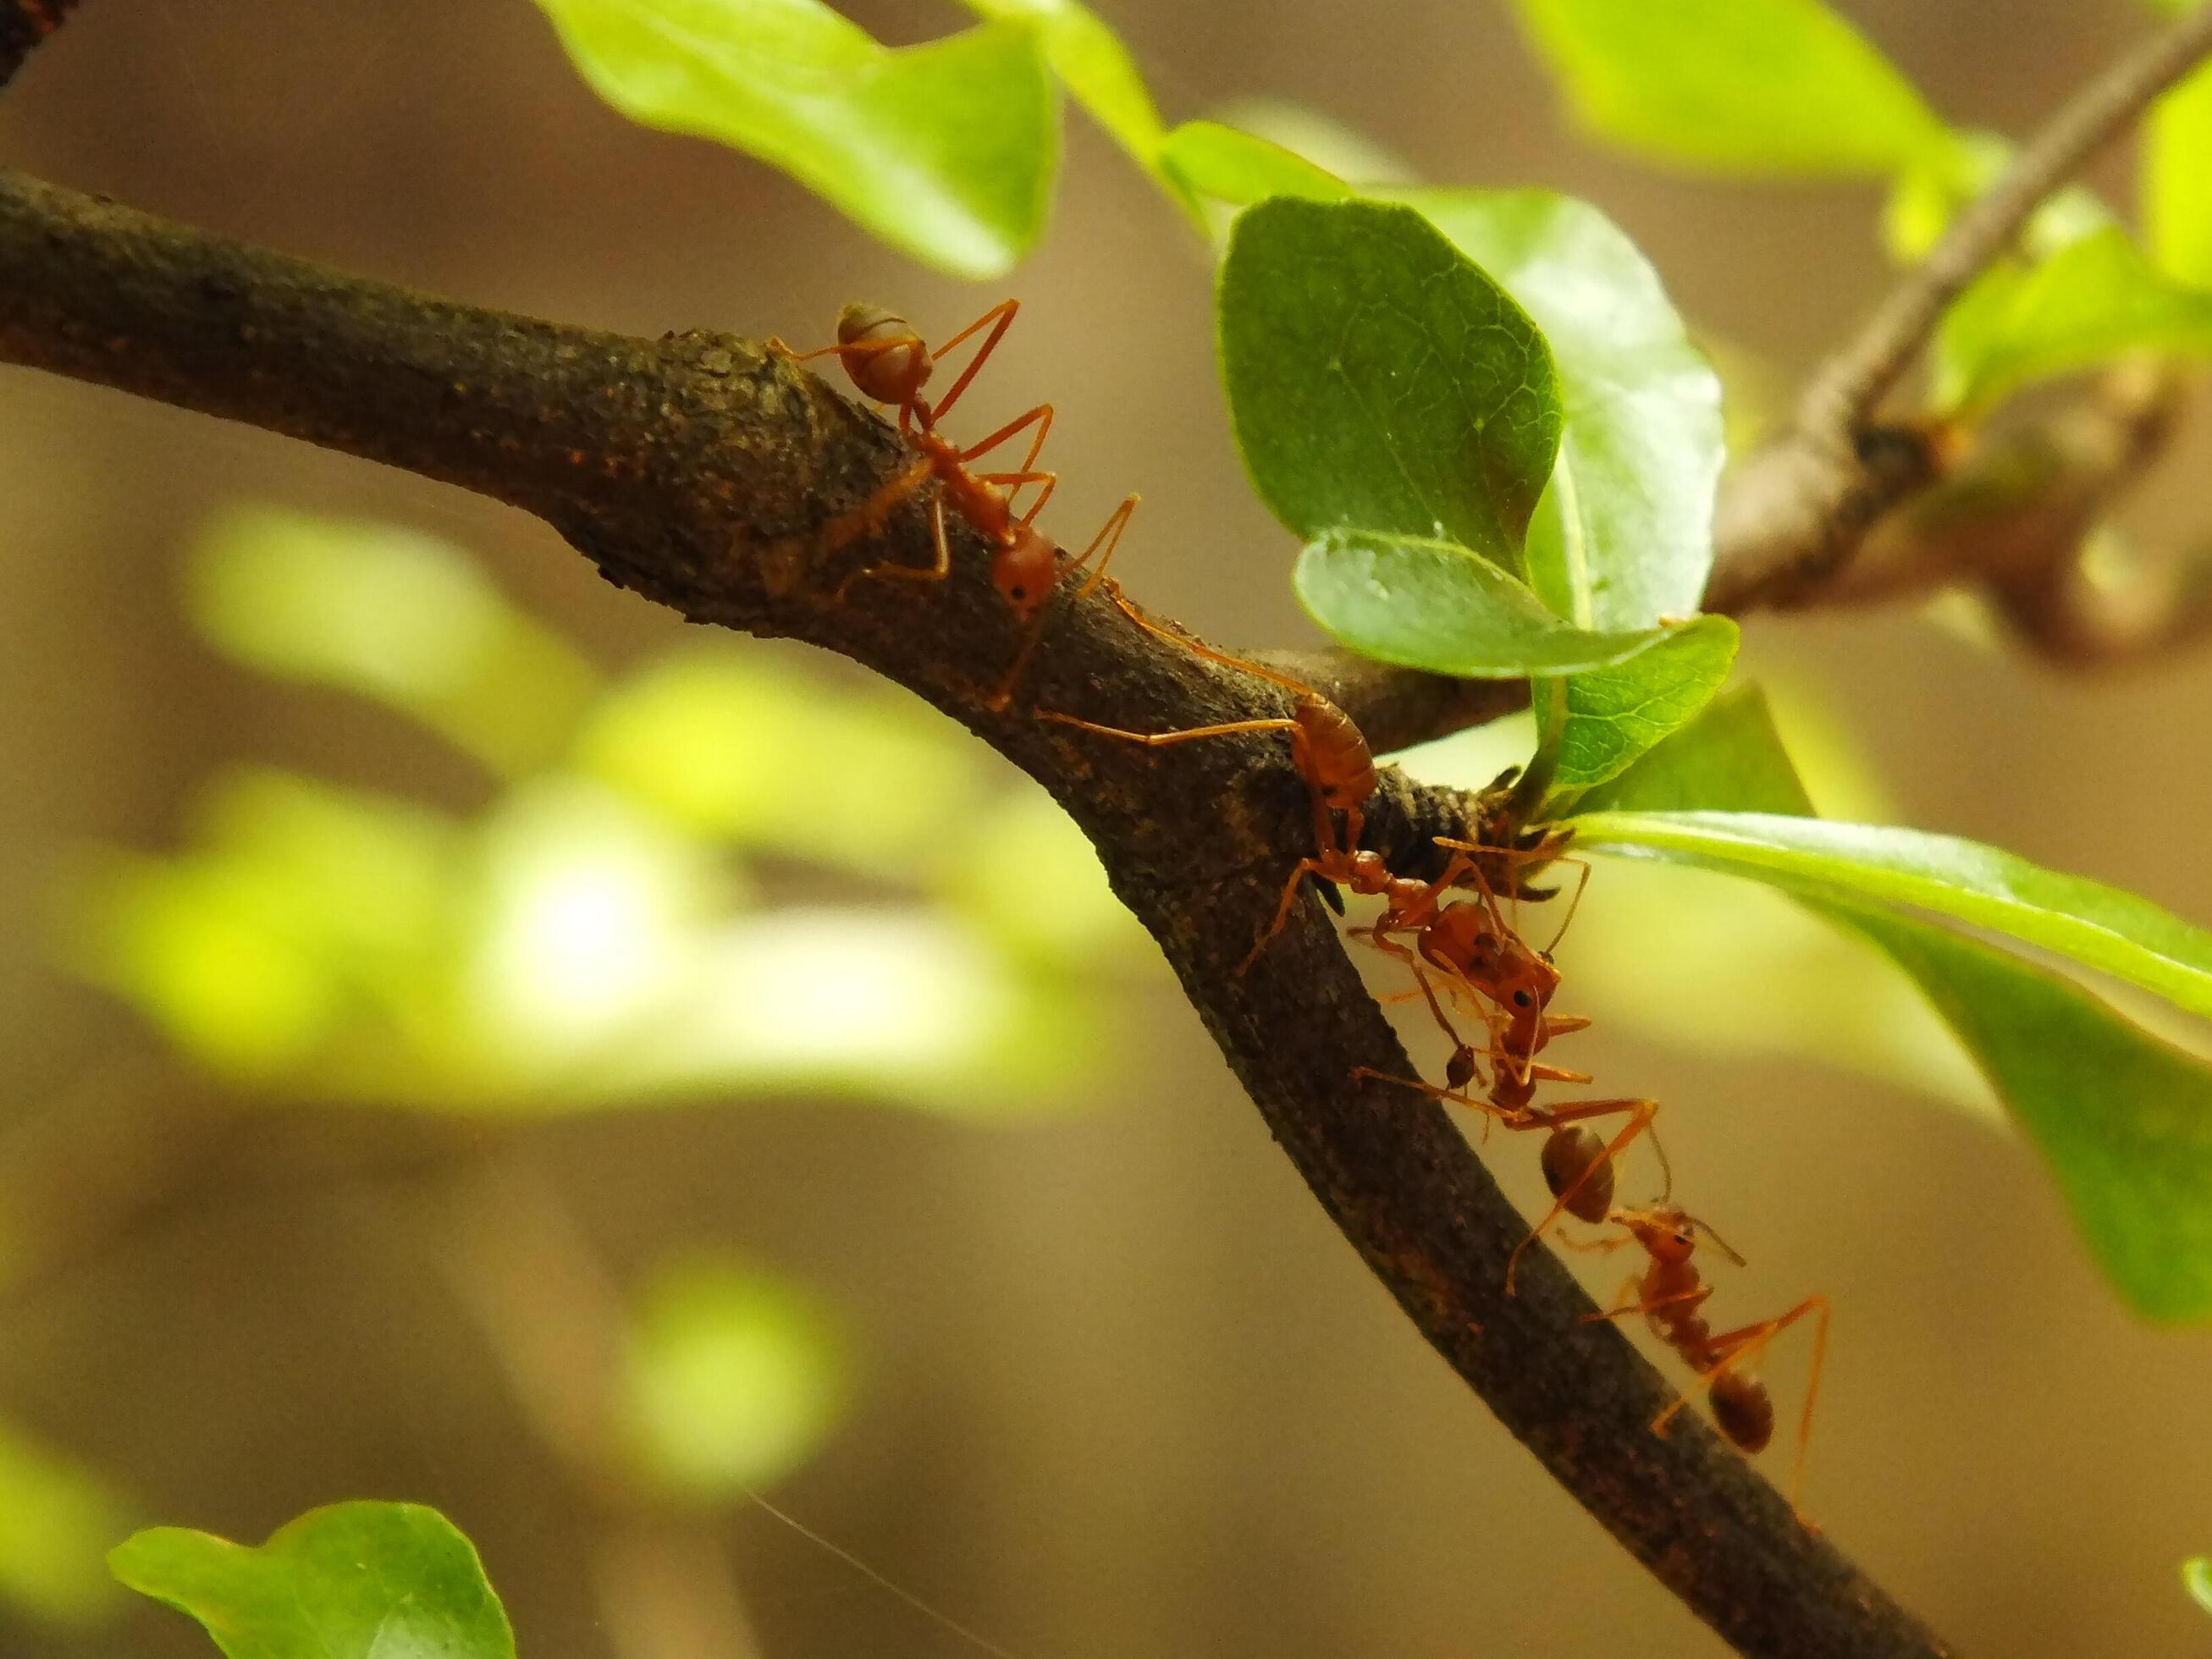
[835,303,929,406]
[1708,1369,1774,1453]
[1540,1125,1613,1222]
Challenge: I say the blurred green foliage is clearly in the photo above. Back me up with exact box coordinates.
[67,505,1142,1116]
[0,1420,129,1630]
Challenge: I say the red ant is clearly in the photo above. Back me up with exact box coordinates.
[776,300,1137,706]
[1544,1134,1831,1520]
[1038,587,1378,915]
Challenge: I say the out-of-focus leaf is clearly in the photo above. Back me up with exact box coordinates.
[1933,228,2212,415]
[63,851,347,1078]
[621,1257,847,1500]
[531,0,1056,278]
[1839,897,2212,1321]
[0,1419,127,1629]
[1509,0,1946,178]
[2186,1556,2212,1617]
[1218,197,1562,563]
[1884,129,2111,265]
[111,1502,513,1659]
[585,908,1098,1115]
[957,0,1176,199]
[61,771,456,1082]
[571,646,980,879]
[461,777,732,1077]
[1290,530,1693,676]
[2149,59,2212,285]
[1205,99,1415,187]
[1569,807,2212,1020]
[1390,189,1723,630]
[1552,616,1739,789]
[936,786,1149,969]
[1160,119,1351,207]
[186,507,597,777]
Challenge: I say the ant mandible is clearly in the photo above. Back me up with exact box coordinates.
[776,300,1139,707]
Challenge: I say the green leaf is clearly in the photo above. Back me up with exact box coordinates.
[1217,196,1563,563]
[0,1419,128,1629]
[1933,228,2212,414]
[2148,58,2212,284]
[1569,807,2212,1021]
[1391,189,1723,629]
[111,1502,514,1659]
[1836,900,2212,1320]
[2187,1557,2212,1617]
[1553,615,1740,789]
[1291,530,1692,676]
[1159,119,1352,207]
[621,1257,849,1500]
[1510,0,1947,178]
[1571,682,1812,815]
[531,0,1056,278]
[957,0,1170,185]
[187,508,599,778]
[1569,688,2212,1320]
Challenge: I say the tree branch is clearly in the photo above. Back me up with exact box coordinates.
[0,0,74,88]
[1713,0,2212,612]
[0,167,1947,1657]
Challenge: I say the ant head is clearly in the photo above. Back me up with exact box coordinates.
[994,530,1062,622]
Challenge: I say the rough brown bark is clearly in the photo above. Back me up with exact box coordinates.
[0,167,1950,1658]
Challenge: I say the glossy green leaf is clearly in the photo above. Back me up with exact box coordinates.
[621,1258,848,1500]
[1510,0,1946,178]
[1291,530,1691,676]
[1839,899,2212,1320]
[188,508,598,777]
[1553,615,1739,789]
[2148,59,2212,284]
[532,0,1056,278]
[2186,1557,2212,1617]
[1569,808,2212,1020]
[0,1419,127,1629]
[1218,196,1563,563]
[1160,119,1352,207]
[958,0,1170,185]
[1570,686,2212,1318]
[1933,228,2212,414]
[1392,189,1723,628]
[1571,682,1811,815]
[111,1502,513,1659]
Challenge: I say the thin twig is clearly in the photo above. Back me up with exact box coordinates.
[1799,1,2212,435]
[0,169,1948,1658]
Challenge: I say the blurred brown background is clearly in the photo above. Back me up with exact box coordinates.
[6,3,2212,1656]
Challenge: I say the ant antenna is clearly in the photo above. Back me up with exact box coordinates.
[1684,1212,1749,1269]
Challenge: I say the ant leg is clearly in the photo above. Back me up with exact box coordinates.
[1505,1100,1659,1294]
[1096,585,1321,703]
[925,300,1021,424]
[1238,856,1335,975]
[832,490,951,602]
[960,404,1053,468]
[1035,713,1299,749]
[986,495,1140,713]
[1583,1281,1710,1325]
[1350,1066,1524,1128]
[1536,857,1593,953]
[1668,1294,1832,1519]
